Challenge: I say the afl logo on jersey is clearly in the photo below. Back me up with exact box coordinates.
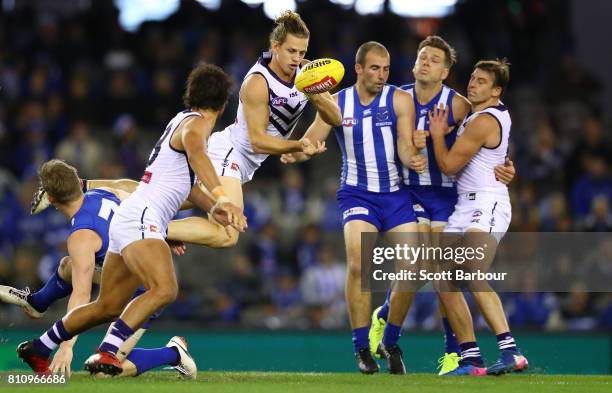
[271,96,288,106]
[342,117,358,127]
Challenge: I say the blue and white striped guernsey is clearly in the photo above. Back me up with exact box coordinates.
[334,84,403,193]
[400,83,457,187]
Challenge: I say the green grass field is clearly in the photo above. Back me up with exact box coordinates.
[3,372,610,393]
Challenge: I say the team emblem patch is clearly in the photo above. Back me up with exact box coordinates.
[413,203,425,212]
[376,109,389,122]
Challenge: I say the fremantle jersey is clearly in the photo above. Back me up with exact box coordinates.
[227,52,309,169]
[122,110,199,228]
[455,103,511,196]
[69,189,120,267]
[400,83,457,187]
[334,84,403,193]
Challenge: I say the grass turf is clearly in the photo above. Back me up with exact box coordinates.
[4,371,610,393]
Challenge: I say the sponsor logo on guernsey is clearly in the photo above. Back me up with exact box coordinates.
[343,207,369,219]
[375,109,392,126]
[342,117,358,127]
[290,91,299,98]
[472,210,483,217]
[138,224,159,233]
[141,171,152,184]
[467,192,476,200]
[271,96,288,106]
[231,162,240,171]
[420,109,429,115]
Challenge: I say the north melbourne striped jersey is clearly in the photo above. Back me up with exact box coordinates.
[334,84,403,193]
[400,83,457,187]
[228,52,309,169]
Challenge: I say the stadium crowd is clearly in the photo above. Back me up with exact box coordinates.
[1,0,610,331]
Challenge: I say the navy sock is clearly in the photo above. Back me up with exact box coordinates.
[496,331,517,352]
[352,327,370,352]
[34,319,74,357]
[442,317,461,354]
[459,341,484,367]
[382,323,401,347]
[99,319,134,354]
[126,347,179,375]
[377,291,391,321]
[29,268,73,312]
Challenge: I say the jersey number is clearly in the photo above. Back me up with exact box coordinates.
[147,124,173,166]
[98,198,119,221]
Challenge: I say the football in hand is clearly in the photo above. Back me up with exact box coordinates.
[295,58,344,94]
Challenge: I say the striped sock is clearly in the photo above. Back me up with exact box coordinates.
[33,320,74,357]
[496,331,517,352]
[459,341,484,367]
[98,319,134,355]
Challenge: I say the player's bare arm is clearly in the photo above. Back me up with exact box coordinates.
[430,106,497,176]
[280,94,336,164]
[305,91,342,127]
[452,93,515,183]
[242,74,306,155]
[50,229,100,376]
[394,89,426,173]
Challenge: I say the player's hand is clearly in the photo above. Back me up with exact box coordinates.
[300,138,326,157]
[495,158,516,185]
[280,153,297,164]
[211,200,247,233]
[167,240,187,256]
[413,130,429,149]
[50,346,73,377]
[428,104,449,138]
[408,154,427,173]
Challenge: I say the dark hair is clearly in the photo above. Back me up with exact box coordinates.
[355,41,389,66]
[417,35,457,68]
[39,159,82,204]
[183,63,232,111]
[269,10,309,45]
[474,58,511,95]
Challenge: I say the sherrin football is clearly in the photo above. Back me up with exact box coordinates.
[295,58,344,94]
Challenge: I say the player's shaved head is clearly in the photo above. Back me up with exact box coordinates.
[355,41,389,66]
[39,159,82,204]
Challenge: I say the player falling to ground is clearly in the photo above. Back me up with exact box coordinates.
[16,63,245,377]
[426,59,527,375]
[368,36,516,375]
[282,41,426,374]
[1,160,244,377]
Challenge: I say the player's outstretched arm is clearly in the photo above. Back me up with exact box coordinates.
[281,96,335,164]
[394,89,426,173]
[49,229,100,377]
[305,91,342,127]
[242,74,305,155]
[430,107,493,175]
[86,178,138,193]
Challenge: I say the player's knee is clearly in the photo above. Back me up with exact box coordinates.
[347,256,362,278]
[58,256,72,281]
[152,283,178,306]
[218,231,239,248]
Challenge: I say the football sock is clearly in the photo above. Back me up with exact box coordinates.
[381,322,401,347]
[34,320,74,357]
[496,331,517,352]
[28,267,73,313]
[126,347,179,375]
[99,319,134,355]
[442,317,461,354]
[352,327,370,352]
[459,341,484,367]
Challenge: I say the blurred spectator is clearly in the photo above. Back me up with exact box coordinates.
[55,120,102,178]
[570,154,612,219]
